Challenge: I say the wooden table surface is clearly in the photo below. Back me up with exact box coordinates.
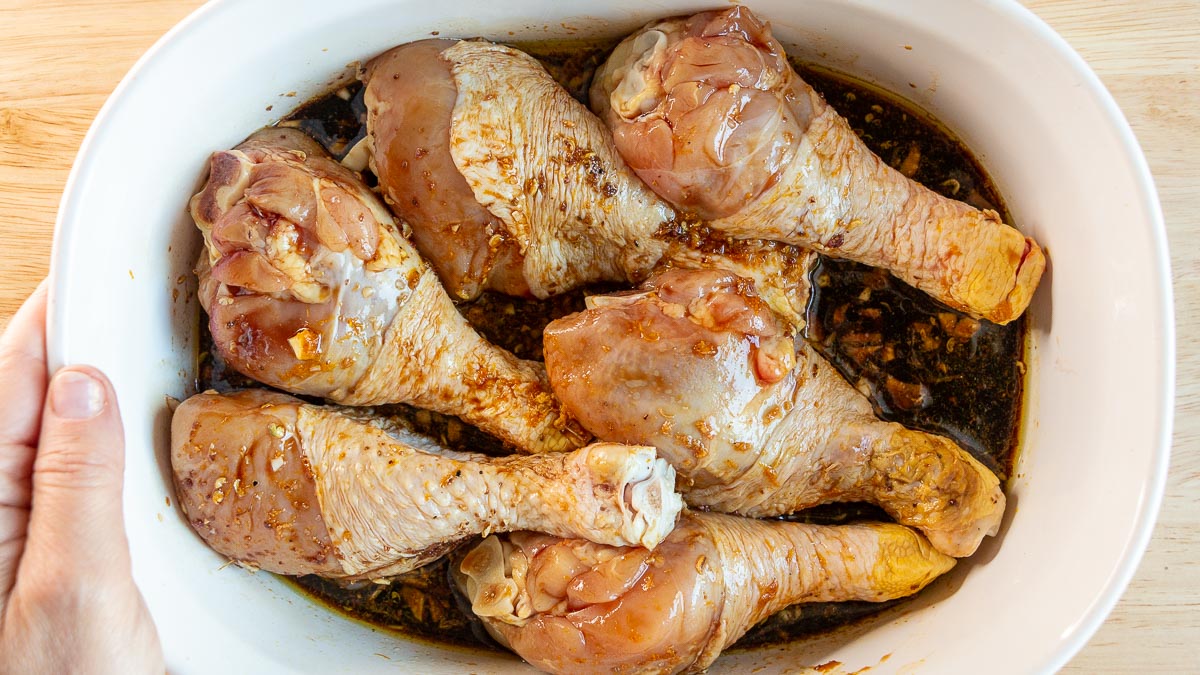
[1,0,1196,671]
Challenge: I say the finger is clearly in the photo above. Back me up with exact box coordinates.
[22,366,131,581]
[0,281,49,595]
[0,280,49,450]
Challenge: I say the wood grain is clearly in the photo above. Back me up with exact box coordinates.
[0,0,1196,671]
[0,0,205,322]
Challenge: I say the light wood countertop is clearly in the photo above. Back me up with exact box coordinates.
[0,1,1195,671]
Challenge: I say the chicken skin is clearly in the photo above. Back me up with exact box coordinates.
[178,18,1030,670]
[454,512,954,674]
[591,7,1044,323]
[190,127,583,453]
[171,389,683,579]
[544,267,1004,557]
[361,39,675,300]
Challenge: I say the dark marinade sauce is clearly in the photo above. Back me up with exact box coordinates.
[196,38,1026,654]
[795,67,1024,479]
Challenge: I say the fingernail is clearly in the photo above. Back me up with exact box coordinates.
[50,370,106,419]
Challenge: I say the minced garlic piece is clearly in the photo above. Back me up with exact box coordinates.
[287,327,322,361]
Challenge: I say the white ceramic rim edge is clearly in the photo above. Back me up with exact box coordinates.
[995,2,1174,672]
[47,0,224,366]
[44,0,1176,671]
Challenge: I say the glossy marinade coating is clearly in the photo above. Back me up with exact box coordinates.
[362,39,676,301]
[545,267,1004,557]
[591,7,1044,323]
[454,512,954,674]
[191,127,584,453]
[171,389,683,579]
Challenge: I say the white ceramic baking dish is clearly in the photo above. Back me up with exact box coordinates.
[47,0,1172,672]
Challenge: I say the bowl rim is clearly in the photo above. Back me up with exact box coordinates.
[45,0,1175,672]
[993,3,1174,670]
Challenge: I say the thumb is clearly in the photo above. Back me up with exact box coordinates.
[25,366,130,578]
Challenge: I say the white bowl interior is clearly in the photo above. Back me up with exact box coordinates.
[48,0,1171,673]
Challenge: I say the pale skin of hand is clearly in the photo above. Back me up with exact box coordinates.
[0,282,163,673]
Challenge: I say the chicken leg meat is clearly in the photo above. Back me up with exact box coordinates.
[191,127,583,453]
[454,512,954,674]
[171,389,683,579]
[544,266,1004,557]
[361,39,676,300]
[591,7,1045,323]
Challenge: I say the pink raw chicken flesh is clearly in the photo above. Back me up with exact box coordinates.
[190,127,585,453]
[544,265,1005,557]
[591,7,1045,324]
[360,39,676,301]
[454,512,954,674]
[171,389,682,579]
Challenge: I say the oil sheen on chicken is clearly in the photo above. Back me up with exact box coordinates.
[544,266,1004,557]
[454,512,954,674]
[190,127,584,453]
[591,7,1044,323]
[171,389,683,579]
[361,39,676,300]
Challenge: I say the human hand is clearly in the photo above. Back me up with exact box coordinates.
[0,282,163,673]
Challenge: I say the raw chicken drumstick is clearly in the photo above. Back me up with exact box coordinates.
[190,127,583,453]
[171,389,682,579]
[361,39,675,300]
[454,512,954,674]
[544,266,1004,557]
[591,7,1045,324]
